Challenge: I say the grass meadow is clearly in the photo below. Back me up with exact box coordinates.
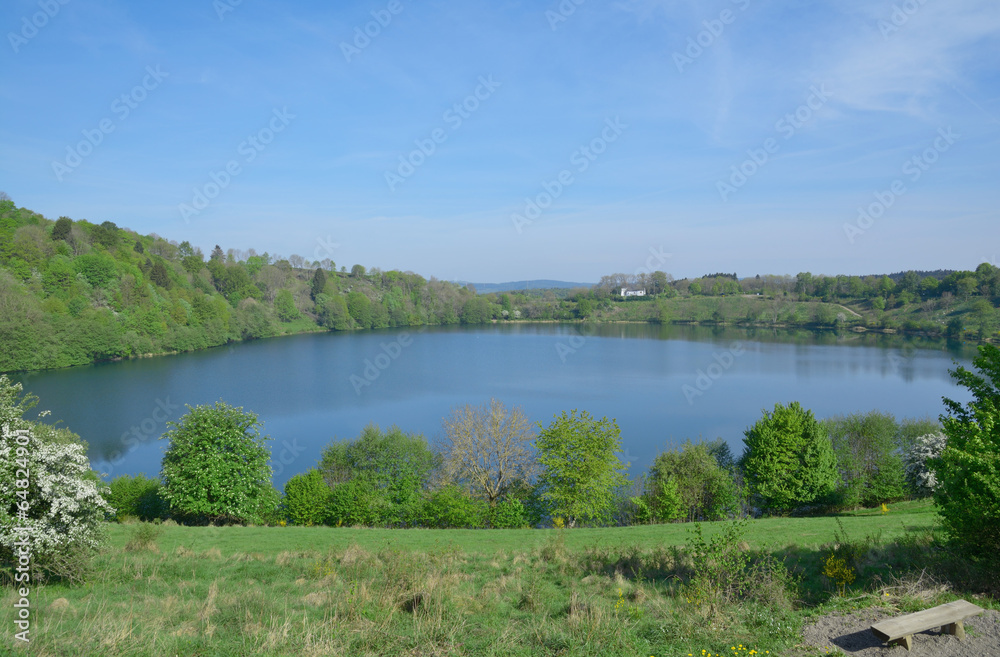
[4,500,996,657]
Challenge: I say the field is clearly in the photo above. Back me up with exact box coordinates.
[6,499,997,657]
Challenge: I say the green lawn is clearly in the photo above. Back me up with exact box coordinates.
[100,499,939,557]
[5,500,974,657]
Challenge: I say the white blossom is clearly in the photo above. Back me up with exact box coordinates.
[904,432,948,496]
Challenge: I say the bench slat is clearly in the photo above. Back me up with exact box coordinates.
[871,600,983,642]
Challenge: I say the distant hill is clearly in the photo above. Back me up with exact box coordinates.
[458,280,594,294]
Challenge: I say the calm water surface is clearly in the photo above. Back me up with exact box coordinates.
[11,324,977,487]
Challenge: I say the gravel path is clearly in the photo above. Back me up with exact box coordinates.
[800,607,1000,655]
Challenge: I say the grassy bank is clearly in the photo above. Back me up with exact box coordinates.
[6,500,996,657]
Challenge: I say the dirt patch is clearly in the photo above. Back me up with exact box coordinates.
[800,607,1000,655]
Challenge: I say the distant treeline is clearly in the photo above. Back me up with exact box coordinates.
[1,197,997,372]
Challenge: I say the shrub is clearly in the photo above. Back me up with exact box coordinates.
[283,469,330,526]
[319,424,436,526]
[124,523,162,552]
[741,401,838,514]
[326,478,392,527]
[257,485,284,526]
[417,485,488,528]
[489,495,528,529]
[903,432,947,497]
[686,518,795,613]
[106,473,167,521]
[159,401,274,525]
[645,440,739,521]
[933,344,1000,555]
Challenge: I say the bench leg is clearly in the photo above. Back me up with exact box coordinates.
[942,620,965,640]
[889,635,913,651]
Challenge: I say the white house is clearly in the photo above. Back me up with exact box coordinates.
[620,287,646,298]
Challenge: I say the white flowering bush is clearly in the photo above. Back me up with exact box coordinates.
[0,375,112,584]
[903,432,947,496]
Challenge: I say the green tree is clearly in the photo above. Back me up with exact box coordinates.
[159,401,275,525]
[346,291,372,328]
[316,294,351,330]
[970,299,997,340]
[149,260,172,289]
[741,402,838,513]
[824,411,907,508]
[460,296,492,324]
[351,264,366,278]
[273,288,299,322]
[933,344,1000,554]
[74,252,118,288]
[91,220,120,249]
[535,410,629,526]
[656,299,671,324]
[309,267,327,301]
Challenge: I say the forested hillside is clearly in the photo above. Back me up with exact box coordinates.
[0,198,565,373]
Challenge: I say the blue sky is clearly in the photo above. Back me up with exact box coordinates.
[2,0,998,282]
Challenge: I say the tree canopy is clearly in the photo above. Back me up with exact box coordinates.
[159,401,276,525]
[535,409,629,526]
[741,401,838,513]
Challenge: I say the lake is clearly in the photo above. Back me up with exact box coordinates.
[10,323,977,488]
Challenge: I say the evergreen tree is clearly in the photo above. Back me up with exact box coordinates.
[51,216,72,241]
[310,267,327,301]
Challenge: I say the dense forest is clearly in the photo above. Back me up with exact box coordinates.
[1,196,997,373]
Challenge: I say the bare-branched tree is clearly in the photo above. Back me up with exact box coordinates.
[439,398,537,506]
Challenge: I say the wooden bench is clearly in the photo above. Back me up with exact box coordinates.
[870,599,984,650]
